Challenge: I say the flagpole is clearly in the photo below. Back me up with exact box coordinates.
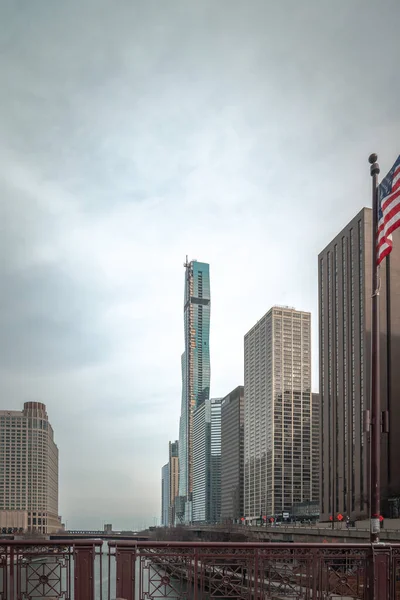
[369,153,381,543]
[386,253,391,486]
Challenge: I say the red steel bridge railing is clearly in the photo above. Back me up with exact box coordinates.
[1,539,400,599]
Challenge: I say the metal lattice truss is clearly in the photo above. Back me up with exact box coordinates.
[1,539,400,599]
[132,544,372,600]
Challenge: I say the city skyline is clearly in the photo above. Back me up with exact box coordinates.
[1,0,400,529]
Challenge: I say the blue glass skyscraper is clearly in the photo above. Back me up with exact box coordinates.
[177,258,211,524]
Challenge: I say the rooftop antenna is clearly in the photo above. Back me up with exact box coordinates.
[184,255,190,268]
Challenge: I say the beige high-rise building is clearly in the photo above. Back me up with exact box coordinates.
[244,307,318,520]
[0,402,60,534]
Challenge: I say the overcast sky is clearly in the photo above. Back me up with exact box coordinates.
[1,0,400,529]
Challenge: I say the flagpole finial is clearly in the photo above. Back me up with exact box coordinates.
[369,153,380,176]
[369,153,378,164]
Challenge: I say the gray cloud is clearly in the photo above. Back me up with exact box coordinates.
[1,0,400,528]
[0,262,110,372]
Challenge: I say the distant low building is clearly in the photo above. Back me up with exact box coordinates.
[291,500,320,521]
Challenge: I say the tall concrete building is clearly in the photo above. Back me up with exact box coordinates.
[161,463,169,527]
[244,307,317,520]
[0,402,60,534]
[177,259,211,523]
[192,398,222,524]
[221,386,244,523]
[168,440,179,526]
[319,208,400,521]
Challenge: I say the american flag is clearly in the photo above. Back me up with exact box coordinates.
[377,155,400,264]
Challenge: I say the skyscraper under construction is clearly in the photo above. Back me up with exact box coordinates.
[176,258,211,524]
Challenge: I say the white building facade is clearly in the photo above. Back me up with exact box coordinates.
[244,307,317,520]
[192,398,222,524]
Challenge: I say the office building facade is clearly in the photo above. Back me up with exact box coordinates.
[209,398,222,524]
[177,259,211,523]
[221,386,244,523]
[192,398,222,524]
[312,393,320,507]
[161,463,169,527]
[319,207,400,521]
[244,307,317,519]
[193,403,207,523]
[168,440,179,526]
[0,402,60,534]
